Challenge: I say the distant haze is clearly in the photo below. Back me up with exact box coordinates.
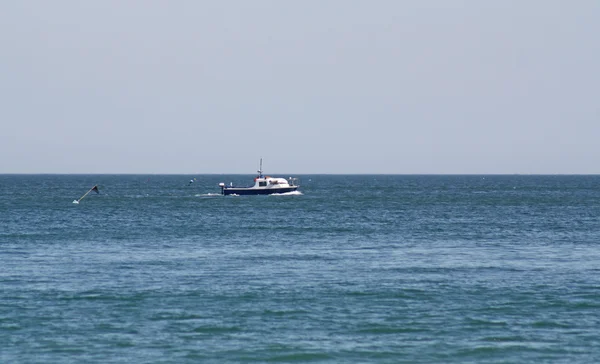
[1,1,599,174]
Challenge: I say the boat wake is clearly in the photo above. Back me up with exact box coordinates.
[195,193,222,198]
[270,191,303,196]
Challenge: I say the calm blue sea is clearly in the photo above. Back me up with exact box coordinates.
[1,174,600,363]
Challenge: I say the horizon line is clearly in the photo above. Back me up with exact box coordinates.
[1,173,599,176]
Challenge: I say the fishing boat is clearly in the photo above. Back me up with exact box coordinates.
[219,159,299,196]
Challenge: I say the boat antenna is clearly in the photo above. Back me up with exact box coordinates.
[257,158,263,178]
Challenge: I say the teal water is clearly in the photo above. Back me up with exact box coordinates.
[1,174,600,363]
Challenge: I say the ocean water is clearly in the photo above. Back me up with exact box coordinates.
[1,174,600,363]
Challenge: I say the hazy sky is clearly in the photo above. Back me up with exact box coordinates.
[1,1,599,174]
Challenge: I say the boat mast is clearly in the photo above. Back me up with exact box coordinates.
[257,158,263,178]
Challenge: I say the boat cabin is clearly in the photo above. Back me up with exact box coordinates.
[254,176,292,188]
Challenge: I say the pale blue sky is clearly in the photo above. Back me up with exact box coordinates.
[1,1,599,174]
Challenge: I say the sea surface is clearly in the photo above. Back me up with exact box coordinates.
[1,174,600,363]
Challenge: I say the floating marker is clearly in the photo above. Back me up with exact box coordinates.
[74,185,99,204]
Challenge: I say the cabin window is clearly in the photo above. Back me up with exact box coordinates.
[259,181,267,187]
